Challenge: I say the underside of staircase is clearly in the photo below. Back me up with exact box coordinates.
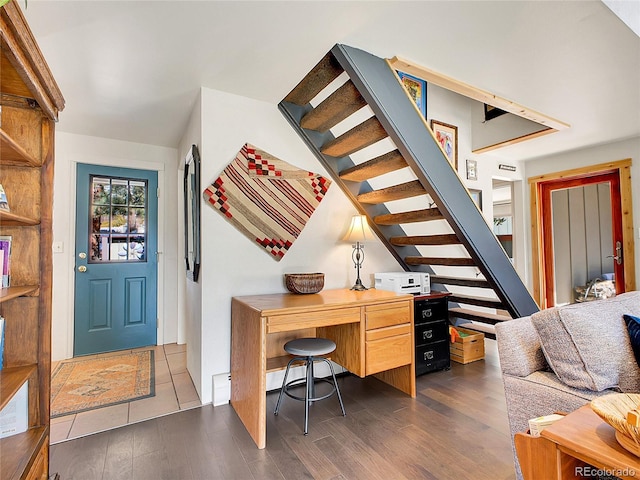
[279,44,539,338]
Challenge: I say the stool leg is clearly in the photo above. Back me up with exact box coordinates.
[304,356,312,435]
[308,357,316,401]
[274,357,296,415]
[327,360,346,417]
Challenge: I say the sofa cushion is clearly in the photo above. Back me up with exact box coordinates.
[496,316,548,377]
[530,291,640,392]
[624,314,640,367]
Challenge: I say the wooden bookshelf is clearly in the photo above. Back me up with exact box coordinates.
[0,364,36,411]
[0,209,39,226]
[0,285,38,303]
[0,128,40,167]
[0,426,48,480]
[0,2,65,479]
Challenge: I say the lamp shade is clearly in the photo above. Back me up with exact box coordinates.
[343,214,375,243]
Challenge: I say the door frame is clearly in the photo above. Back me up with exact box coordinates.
[63,157,166,359]
[529,159,635,309]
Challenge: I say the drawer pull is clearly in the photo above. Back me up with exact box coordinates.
[423,330,433,340]
[421,309,433,319]
[424,351,434,361]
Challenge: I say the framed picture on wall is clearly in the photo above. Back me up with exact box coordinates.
[466,159,478,181]
[397,71,427,118]
[469,189,482,211]
[430,120,458,170]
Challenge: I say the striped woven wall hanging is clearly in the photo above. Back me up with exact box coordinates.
[203,143,331,260]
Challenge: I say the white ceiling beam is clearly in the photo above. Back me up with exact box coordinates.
[388,56,570,132]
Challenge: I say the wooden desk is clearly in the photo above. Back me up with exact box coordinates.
[515,405,640,479]
[231,288,416,449]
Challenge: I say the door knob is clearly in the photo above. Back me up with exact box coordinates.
[78,265,87,273]
[606,241,623,265]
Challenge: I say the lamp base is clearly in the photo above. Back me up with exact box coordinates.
[350,278,368,291]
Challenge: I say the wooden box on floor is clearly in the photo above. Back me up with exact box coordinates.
[450,327,484,364]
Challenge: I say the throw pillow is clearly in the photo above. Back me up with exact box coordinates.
[624,314,640,367]
[530,291,640,392]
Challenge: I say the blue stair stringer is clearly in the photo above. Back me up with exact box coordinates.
[278,44,539,322]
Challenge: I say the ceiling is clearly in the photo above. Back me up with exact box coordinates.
[21,1,640,162]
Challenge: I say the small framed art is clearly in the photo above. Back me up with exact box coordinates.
[469,188,482,211]
[430,120,458,169]
[466,159,478,181]
[397,71,426,118]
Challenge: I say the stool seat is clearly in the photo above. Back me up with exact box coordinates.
[284,337,336,356]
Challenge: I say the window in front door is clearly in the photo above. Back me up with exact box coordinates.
[89,175,148,263]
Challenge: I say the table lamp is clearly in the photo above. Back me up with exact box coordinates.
[343,214,375,291]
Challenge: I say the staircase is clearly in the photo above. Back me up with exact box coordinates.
[279,45,539,338]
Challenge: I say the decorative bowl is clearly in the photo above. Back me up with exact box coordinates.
[284,273,324,294]
[591,393,640,457]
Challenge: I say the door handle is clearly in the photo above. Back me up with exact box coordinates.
[606,241,623,265]
[78,265,87,273]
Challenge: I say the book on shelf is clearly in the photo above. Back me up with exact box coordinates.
[0,184,9,212]
[0,380,28,439]
[0,235,11,288]
[0,315,4,371]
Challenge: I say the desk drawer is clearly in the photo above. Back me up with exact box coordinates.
[415,340,450,375]
[415,319,448,346]
[366,323,411,342]
[365,302,411,330]
[365,332,412,375]
[414,298,448,322]
[267,307,360,333]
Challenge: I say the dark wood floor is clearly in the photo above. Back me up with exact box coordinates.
[50,341,516,480]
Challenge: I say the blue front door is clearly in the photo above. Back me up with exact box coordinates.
[74,164,158,356]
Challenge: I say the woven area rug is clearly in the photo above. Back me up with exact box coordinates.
[203,143,331,260]
[51,350,155,418]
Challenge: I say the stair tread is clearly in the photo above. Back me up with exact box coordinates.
[448,293,504,308]
[374,207,443,225]
[321,116,388,158]
[340,150,407,182]
[406,256,475,266]
[390,234,460,246]
[280,44,539,325]
[456,322,497,339]
[449,307,512,323]
[458,322,496,332]
[284,53,344,106]
[301,80,367,132]
[357,180,425,204]
[430,276,490,288]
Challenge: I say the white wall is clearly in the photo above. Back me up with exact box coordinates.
[186,87,401,404]
[471,105,549,152]
[424,84,524,219]
[524,136,640,289]
[423,84,528,279]
[177,93,203,399]
[51,132,179,361]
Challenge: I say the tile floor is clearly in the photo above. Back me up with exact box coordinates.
[50,343,201,444]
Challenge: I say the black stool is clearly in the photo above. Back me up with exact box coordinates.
[274,337,346,435]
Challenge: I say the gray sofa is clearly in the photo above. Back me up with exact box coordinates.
[496,291,640,480]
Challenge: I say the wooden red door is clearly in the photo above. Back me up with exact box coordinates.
[539,170,624,307]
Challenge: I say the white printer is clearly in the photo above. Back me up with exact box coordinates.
[374,272,430,295]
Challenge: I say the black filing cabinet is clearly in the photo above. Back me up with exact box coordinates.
[414,293,450,376]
